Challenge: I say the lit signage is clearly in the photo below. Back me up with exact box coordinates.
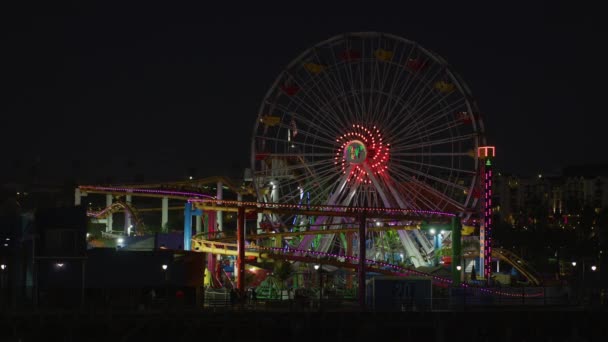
[344,140,367,164]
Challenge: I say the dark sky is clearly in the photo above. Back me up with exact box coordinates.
[3,3,606,185]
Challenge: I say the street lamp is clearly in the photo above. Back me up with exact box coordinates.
[162,264,168,271]
[456,265,462,271]
[572,261,577,267]
[591,265,597,272]
[0,264,6,270]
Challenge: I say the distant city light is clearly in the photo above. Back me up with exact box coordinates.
[189,176,193,180]
[162,264,168,270]
[430,228,436,235]
[0,264,6,270]
[117,238,124,244]
[538,174,542,178]
[56,263,64,268]
[591,265,597,271]
[572,261,577,267]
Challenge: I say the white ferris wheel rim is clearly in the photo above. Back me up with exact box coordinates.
[251,32,486,218]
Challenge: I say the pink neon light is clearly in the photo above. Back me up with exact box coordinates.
[233,245,543,298]
[79,186,215,199]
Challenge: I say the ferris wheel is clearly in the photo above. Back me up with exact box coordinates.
[251,32,485,265]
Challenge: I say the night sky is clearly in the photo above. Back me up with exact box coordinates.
[3,3,605,185]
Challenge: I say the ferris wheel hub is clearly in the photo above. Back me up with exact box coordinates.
[343,140,367,164]
[335,125,390,183]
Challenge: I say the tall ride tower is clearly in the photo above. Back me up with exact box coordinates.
[478,146,495,281]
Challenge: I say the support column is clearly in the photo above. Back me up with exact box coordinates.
[207,211,217,285]
[237,206,245,295]
[216,181,223,232]
[161,197,169,233]
[358,214,366,310]
[124,194,132,235]
[184,203,192,250]
[451,216,462,285]
[346,232,353,289]
[105,194,113,233]
[237,193,244,240]
[195,215,202,234]
[75,188,81,206]
[433,234,440,266]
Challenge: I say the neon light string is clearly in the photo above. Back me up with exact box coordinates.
[79,186,215,199]
[188,199,455,217]
[219,243,544,298]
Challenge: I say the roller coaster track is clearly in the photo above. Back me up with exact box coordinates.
[191,237,544,298]
[79,185,215,200]
[493,248,542,286]
[87,201,146,235]
[461,248,542,286]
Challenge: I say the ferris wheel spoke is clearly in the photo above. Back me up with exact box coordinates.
[392,152,471,157]
[386,94,465,141]
[298,69,352,129]
[266,101,340,140]
[273,121,338,146]
[390,171,463,211]
[384,62,446,126]
[383,173,441,211]
[392,163,468,191]
[391,133,478,152]
[276,75,347,131]
[257,159,335,178]
[397,99,468,139]
[376,43,416,125]
[312,49,363,126]
[398,158,476,175]
[255,136,335,152]
[399,116,467,144]
[337,41,367,124]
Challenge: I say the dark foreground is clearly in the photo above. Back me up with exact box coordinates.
[2,308,608,341]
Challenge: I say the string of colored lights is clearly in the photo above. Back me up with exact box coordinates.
[188,198,456,217]
[484,159,493,279]
[79,185,215,199]
[192,237,542,298]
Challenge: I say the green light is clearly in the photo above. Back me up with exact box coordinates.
[344,140,367,164]
[486,159,492,166]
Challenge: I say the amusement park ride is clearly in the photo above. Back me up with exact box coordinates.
[77,33,541,307]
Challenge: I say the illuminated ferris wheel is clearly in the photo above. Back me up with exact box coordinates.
[251,32,485,265]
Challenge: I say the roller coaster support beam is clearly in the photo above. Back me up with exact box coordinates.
[124,194,132,235]
[358,213,366,310]
[216,181,223,232]
[106,194,113,233]
[451,216,462,285]
[346,232,353,289]
[75,188,82,206]
[184,203,192,250]
[237,206,245,295]
[161,197,169,233]
[183,203,203,251]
